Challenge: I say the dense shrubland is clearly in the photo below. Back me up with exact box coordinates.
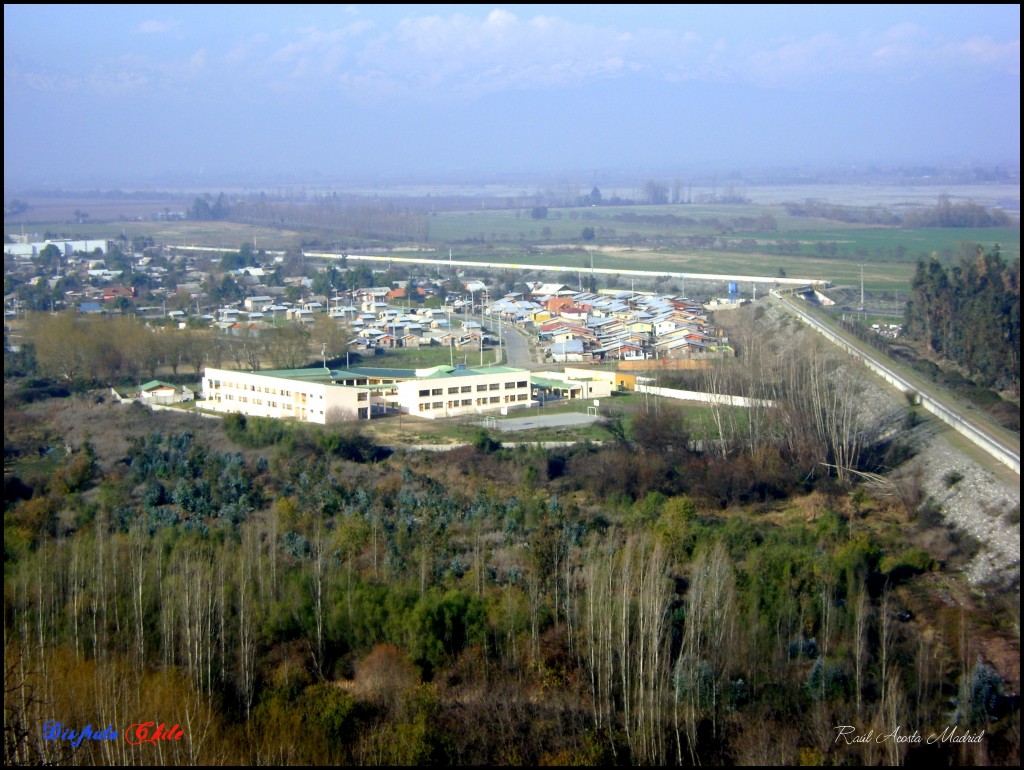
[4,314,1019,766]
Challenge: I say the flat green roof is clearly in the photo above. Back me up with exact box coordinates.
[219,364,527,385]
[255,367,338,381]
[531,377,582,390]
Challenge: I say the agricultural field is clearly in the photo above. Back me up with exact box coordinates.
[423,205,1017,292]
[5,188,1019,296]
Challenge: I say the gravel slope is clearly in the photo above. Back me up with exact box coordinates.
[915,427,1020,588]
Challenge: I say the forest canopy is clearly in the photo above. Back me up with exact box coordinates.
[904,246,1020,393]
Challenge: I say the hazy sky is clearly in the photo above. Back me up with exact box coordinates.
[4,4,1020,187]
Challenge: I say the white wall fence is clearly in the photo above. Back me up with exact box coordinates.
[148,403,223,419]
[635,384,772,408]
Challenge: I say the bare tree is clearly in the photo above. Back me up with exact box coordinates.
[674,541,736,764]
[235,525,259,720]
[179,328,214,376]
[263,324,311,370]
[574,534,672,764]
[853,584,869,717]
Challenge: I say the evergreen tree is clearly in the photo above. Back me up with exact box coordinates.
[905,246,1020,391]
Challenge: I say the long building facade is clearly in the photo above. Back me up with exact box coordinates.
[201,364,533,424]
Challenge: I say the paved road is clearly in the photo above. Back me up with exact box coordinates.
[494,320,536,369]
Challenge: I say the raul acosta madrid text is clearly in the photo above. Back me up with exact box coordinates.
[834,724,984,745]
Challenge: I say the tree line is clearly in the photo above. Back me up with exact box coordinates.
[785,195,1012,228]
[904,246,1020,393]
[230,198,429,243]
[11,313,352,388]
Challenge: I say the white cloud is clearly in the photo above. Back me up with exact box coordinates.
[332,9,704,100]
[224,34,270,67]
[87,63,151,96]
[945,37,1020,75]
[270,21,374,81]
[185,49,208,78]
[135,20,177,35]
[9,8,1018,105]
[740,24,1020,87]
[745,33,852,86]
[18,70,80,93]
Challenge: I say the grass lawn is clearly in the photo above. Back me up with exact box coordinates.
[366,346,497,369]
[360,390,751,447]
[5,449,65,480]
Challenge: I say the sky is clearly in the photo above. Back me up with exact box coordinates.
[3,4,1020,188]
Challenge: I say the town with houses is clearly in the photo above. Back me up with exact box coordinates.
[5,235,739,422]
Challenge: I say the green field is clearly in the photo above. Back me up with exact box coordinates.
[357,345,496,370]
[395,205,1018,293]
[426,204,1016,250]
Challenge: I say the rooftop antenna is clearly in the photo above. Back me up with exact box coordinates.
[321,342,328,372]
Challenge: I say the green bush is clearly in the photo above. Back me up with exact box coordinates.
[943,470,964,488]
[319,427,385,462]
[302,684,358,743]
[471,428,501,454]
[224,413,291,447]
[880,547,935,581]
[410,589,487,678]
